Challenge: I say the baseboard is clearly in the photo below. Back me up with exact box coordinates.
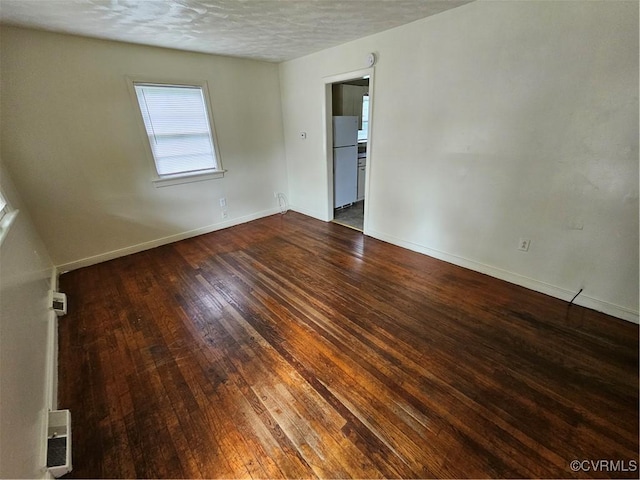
[367,229,639,324]
[289,204,330,222]
[56,208,281,272]
[49,266,58,291]
[43,265,59,478]
[40,406,53,479]
[45,266,59,411]
[571,296,638,324]
[45,311,58,411]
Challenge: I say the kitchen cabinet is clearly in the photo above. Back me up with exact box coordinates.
[357,155,366,201]
[357,166,366,201]
[332,84,368,128]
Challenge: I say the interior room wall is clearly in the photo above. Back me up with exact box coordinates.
[0,26,288,270]
[0,161,55,479]
[279,0,639,321]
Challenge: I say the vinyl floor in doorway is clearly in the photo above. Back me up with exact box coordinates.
[58,212,639,478]
[333,200,364,231]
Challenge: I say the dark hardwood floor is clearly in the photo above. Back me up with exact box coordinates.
[58,212,639,479]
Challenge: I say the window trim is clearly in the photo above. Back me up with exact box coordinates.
[126,76,225,187]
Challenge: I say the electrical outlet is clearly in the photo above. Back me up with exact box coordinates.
[219,197,227,207]
[518,238,531,251]
[221,210,228,219]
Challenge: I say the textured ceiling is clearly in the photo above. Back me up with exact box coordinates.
[0,0,472,62]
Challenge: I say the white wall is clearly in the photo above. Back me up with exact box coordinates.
[279,0,639,321]
[1,27,288,270]
[0,161,55,479]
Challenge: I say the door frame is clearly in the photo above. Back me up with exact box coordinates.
[322,68,374,232]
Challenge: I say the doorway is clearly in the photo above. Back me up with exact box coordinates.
[328,75,371,232]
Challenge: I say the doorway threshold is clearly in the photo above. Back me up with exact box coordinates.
[332,219,362,232]
[333,200,364,231]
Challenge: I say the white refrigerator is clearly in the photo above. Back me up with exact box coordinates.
[333,116,359,209]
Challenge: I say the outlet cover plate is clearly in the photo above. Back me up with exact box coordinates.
[518,238,531,252]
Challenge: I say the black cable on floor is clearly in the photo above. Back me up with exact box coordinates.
[569,288,583,306]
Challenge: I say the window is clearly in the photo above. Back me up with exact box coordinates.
[132,81,223,185]
[358,94,370,141]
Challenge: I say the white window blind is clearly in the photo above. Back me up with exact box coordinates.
[134,83,219,176]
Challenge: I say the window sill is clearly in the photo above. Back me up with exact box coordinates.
[0,209,19,247]
[152,170,226,188]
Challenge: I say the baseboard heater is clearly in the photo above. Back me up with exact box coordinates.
[46,409,72,477]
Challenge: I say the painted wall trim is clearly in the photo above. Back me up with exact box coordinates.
[45,266,59,412]
[42,311,58,480]
[367,228,639,324]
[43,266,58,479]
[290,205,330,222]
[39,405,53,480]
[57,207,282,272]
[322,67,375,223]
[49,266,59,292]
[45,314,58,411]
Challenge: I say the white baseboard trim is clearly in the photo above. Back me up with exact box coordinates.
[40,405,53,479]
[289,205,329,222]
[43,266,58,478]
[45,265,59,412]
[45,312,58,411]
[49,266,58,292]
[367,229,639,324]
[56,208,281,272]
